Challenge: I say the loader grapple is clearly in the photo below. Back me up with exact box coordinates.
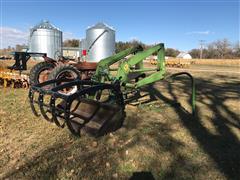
[29,78,125,136]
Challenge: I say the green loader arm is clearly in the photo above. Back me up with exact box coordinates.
[94,45,143,81]
[116,43,166,87]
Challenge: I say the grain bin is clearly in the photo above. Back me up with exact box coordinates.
[86,23,115,62]
[29,20,62,59]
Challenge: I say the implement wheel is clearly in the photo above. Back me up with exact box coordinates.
[29,62,55,85]
[48,64,81,94]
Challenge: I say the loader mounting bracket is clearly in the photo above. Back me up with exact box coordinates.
[8,52,47,71]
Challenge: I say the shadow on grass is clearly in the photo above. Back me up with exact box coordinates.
[145,73,240,179]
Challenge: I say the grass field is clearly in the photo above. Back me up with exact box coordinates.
[0,61,239,179]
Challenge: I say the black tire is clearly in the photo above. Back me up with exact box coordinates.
[48,64,80,82]
[29,62,55,85]
[48,64,81,94]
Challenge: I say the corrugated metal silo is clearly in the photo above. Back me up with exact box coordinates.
[86,23,115,62]
[29,20,62,59]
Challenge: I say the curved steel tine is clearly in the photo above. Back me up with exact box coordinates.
[64,100,81,136]
[70,98,81,113]
[38,92,53,122]
[50,95,65,128]
[28,89,40,117]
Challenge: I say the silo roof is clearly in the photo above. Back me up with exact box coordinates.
[87,22,115,31]
[32,20,60,31]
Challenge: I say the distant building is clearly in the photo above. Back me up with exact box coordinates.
[176,52,192,59]
[145,55,157,61]
[21,46,29,52]
[62,47,80,59]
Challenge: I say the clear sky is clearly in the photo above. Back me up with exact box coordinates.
[0,0,239,51]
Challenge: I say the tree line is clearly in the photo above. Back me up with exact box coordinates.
[116,39,240,59]
[1,39,239,59]
[189,39,240,59]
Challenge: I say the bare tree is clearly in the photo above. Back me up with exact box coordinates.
[233,41,240,58]
[213,39,231,58]
[63,39,80,47]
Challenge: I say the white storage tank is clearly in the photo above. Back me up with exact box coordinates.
[86,23,115,62]
[29,20,62,59]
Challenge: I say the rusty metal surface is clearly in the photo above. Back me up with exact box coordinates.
[0,69,29,88]
[74,62,98,70]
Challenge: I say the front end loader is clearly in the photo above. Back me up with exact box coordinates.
[29,43,196,137]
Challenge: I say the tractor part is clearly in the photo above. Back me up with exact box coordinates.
[48,64,81,94]
[29,61,55,85]
[74,62,98,80]
[2,51,55,88]
[7,50,99,87]
[29,43,196,136]
[8,52,47,71]
[29,79,125,137]
[166,72,196,115]
[8,51,69,86]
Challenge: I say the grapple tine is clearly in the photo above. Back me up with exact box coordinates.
[28,89,40,117]
[38,92,53,122]
[50,95,65,128]
[64,100,76,134]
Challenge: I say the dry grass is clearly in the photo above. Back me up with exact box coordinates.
[193,59,240,66]
[165,58,240,66]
